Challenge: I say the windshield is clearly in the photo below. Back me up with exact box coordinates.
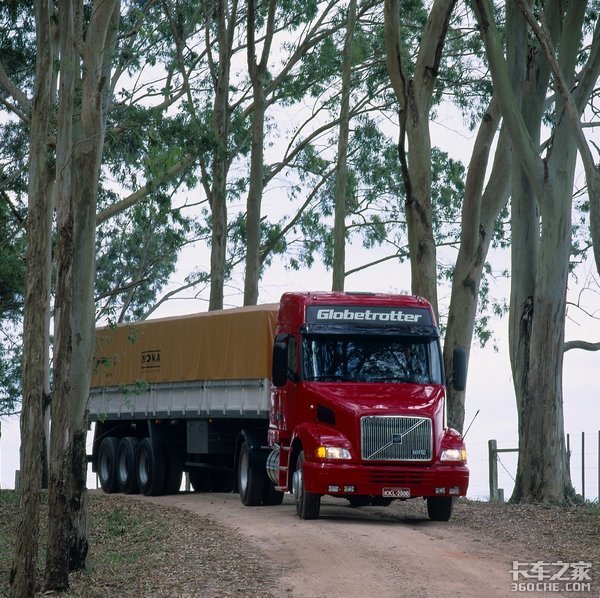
[302,335,442,384]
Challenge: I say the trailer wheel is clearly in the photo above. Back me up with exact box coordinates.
[97,437,120,493]
[426,496,454,521]
[238,441,265,506]
[117,437,139,494]
[136,438,166,496]
[293,451,320,519]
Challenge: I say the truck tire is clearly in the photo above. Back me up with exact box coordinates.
[136,438,166,496]
[238,441,265,506]
[116,436,139,494]
[163,445,183,494]
[426,496,454,521]
[97,436,120,493]
[293,451,320,519]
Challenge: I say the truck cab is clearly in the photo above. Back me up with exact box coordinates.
[263,292,468,520]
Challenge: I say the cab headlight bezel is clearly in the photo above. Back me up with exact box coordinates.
[316,446,352,460]
[440,448,467,462]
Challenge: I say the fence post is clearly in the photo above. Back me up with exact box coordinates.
[488,439,498,502]
[581,431,585,502]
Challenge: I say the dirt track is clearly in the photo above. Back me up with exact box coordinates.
[134,492,541,598]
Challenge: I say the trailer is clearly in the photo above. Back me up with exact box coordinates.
[89,292,469,520]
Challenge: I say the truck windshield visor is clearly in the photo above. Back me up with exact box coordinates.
[302,334,442,384]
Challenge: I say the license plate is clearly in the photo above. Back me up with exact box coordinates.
[382,487,410,498]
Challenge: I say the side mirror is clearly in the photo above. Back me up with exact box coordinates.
[452,346,467,392]
[272,340,288,387]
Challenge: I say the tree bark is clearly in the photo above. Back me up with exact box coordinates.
[207,0,238,311]
[9,2,55,595]
[332,0,357,292]
[243,0,276,306]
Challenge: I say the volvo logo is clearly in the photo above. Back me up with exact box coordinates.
[392,434,403,444]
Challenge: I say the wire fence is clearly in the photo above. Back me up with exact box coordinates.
[488,431,600,503]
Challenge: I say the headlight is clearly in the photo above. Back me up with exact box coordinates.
[440,448,467,462]
[316,446,351,460]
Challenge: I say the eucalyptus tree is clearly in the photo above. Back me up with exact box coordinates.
[471,0,600,503]
[6,1,53,594]
[332,0,358,291]
[45,0,121,589]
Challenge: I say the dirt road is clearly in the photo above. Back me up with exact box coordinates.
[136,492,533,598]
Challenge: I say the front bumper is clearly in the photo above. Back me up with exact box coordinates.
[302,459,469,498]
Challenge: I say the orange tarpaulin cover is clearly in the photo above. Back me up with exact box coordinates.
[91,304,279,388]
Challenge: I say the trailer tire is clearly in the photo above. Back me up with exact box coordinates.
[238,441,265,506]
[293,451,320,519]
[98,437,120,493]
[426,496,454,521]
[136,438,166,496]
[116,437,139,494]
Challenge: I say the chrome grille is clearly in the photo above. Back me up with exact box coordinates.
[361,416,432,461]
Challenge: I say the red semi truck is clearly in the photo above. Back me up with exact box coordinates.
[90,291,468,521]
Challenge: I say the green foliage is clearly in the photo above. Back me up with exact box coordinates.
[96,193,194,322]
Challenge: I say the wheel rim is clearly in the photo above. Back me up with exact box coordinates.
[292,467,302,501]
[99,449,109,482]
[138,448,150,486]
[239,447,248,493]
[118,450,128,484]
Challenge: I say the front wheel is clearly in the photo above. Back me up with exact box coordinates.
[293,451,320,520]
[238,441,265,506]
[426,496,454,521]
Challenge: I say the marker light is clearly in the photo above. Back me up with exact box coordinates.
[316,446,351,460]
[440,448,467,462]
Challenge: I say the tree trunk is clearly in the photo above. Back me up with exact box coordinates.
[444,102,511,432]
[332,0,357,292]
[384,0,457,318]
[45,0,120,590]
[472,0,593,504]
[208,0,237,311]
[9,1,54,596]
[243,0,276,306]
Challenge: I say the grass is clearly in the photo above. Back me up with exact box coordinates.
[0,489,276,597]
[0,490,173,597]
